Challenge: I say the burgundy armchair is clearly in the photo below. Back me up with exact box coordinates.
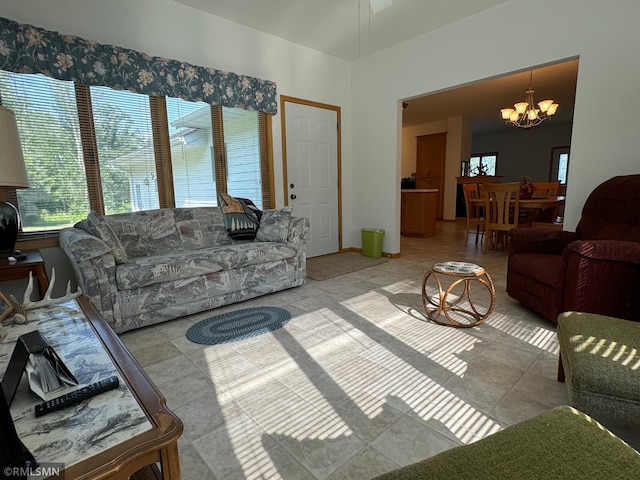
[507,174,640,323]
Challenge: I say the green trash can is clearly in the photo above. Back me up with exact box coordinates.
[361,228,385,258]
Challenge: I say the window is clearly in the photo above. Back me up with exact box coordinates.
[89,86,159,214]
[0,72,90,232]
[466,153,497,177]
[166,97,216,209]
[223,107,264,208]
[550,146,570,185]
[0,71,272,237]
[557,153,569,184]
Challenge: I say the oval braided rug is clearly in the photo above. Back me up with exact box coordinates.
[186,306,292,345]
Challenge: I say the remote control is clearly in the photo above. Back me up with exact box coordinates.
[34,375,120,417]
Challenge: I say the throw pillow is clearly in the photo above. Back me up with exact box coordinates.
[85,211,129,264]
[256,207,293,242]
[218,193,262,240]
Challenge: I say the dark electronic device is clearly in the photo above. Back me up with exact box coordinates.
[1,331,48,407]
[35,375,119,417]
[11,252,27,261]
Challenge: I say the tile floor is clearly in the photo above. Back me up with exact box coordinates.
[121,220,570,479]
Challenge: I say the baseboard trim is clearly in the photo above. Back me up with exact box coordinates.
[340,247,400,258]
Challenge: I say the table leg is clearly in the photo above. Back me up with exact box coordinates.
[160,442,181,480]
[422,271,444,320]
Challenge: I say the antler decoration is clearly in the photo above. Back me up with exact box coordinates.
[10,268,82,324]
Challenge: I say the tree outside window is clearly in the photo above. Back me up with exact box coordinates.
[467,153,497,177]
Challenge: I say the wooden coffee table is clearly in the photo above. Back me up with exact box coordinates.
[0,297,183,479]
[422,261,495,328]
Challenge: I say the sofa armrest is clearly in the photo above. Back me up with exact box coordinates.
[287,216,310,254]
[564,239,640,264]
[509,227,578,255]
[563,239,640,322]
[59,227,121,330]
[59,227,113,262]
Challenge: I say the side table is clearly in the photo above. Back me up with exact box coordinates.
[0,250,50,298]
[422,261,495,328]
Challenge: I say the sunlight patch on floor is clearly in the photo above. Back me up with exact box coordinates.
[485,312,559,354]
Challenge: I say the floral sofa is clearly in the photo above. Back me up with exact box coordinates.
[59,207,308,333]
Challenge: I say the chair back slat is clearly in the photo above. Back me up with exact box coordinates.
[462,183,484,246]
[483,182,520,253]
[532,181,561,198]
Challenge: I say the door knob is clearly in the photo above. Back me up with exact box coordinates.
[290,194,297,200]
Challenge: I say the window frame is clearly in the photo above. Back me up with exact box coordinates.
[466,152,498,177]
[1,74,274,249]
[549,146,570,185]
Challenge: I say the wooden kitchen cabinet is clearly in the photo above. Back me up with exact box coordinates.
[415,133,446,218]
[401,190,438,238]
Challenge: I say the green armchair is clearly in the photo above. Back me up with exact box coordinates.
[557,311,640,424]
[373,406,640,479]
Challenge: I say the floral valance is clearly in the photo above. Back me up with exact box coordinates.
[0,16,277,114]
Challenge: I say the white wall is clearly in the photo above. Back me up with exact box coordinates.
[353,0,640,254]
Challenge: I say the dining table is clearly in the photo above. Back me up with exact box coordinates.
[520,195,565,223]
[470,195,566,224]
[519,195,565,210]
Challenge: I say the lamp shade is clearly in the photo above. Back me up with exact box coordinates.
[0,105,29,189]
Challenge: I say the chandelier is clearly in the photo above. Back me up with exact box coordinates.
[500,71,558,128]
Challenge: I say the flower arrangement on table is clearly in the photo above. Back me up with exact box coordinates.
[519,176,535,199]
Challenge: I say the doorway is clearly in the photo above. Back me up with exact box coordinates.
[281,96,342,258]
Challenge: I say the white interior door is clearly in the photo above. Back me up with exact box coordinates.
[284,100,339,258]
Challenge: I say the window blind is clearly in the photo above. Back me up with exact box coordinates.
[0,70,274,239]
[0,71,91,232]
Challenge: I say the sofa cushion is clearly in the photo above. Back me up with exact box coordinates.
[372,406,640,480]
[508,252,566,290]
[85,211,128,264]
[105,207,232,258]
[219,193,262,240]
[173,207,232,248]
[256,207,293,242]
[107,209,182,258]
[115,242,297,289]
[557,312,640,423]
[116,250,224,289]
[203,242,297,271]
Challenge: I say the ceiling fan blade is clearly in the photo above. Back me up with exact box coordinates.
[370,0,393,14]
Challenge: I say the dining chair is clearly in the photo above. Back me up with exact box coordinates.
[532,181,561,198]
[482,182,521,254]
[531,181,561,222]
[462,183,484,246]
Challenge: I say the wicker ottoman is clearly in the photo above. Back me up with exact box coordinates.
[421,261,495,328]
[557,311,640,423]
[373,406,640,480]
